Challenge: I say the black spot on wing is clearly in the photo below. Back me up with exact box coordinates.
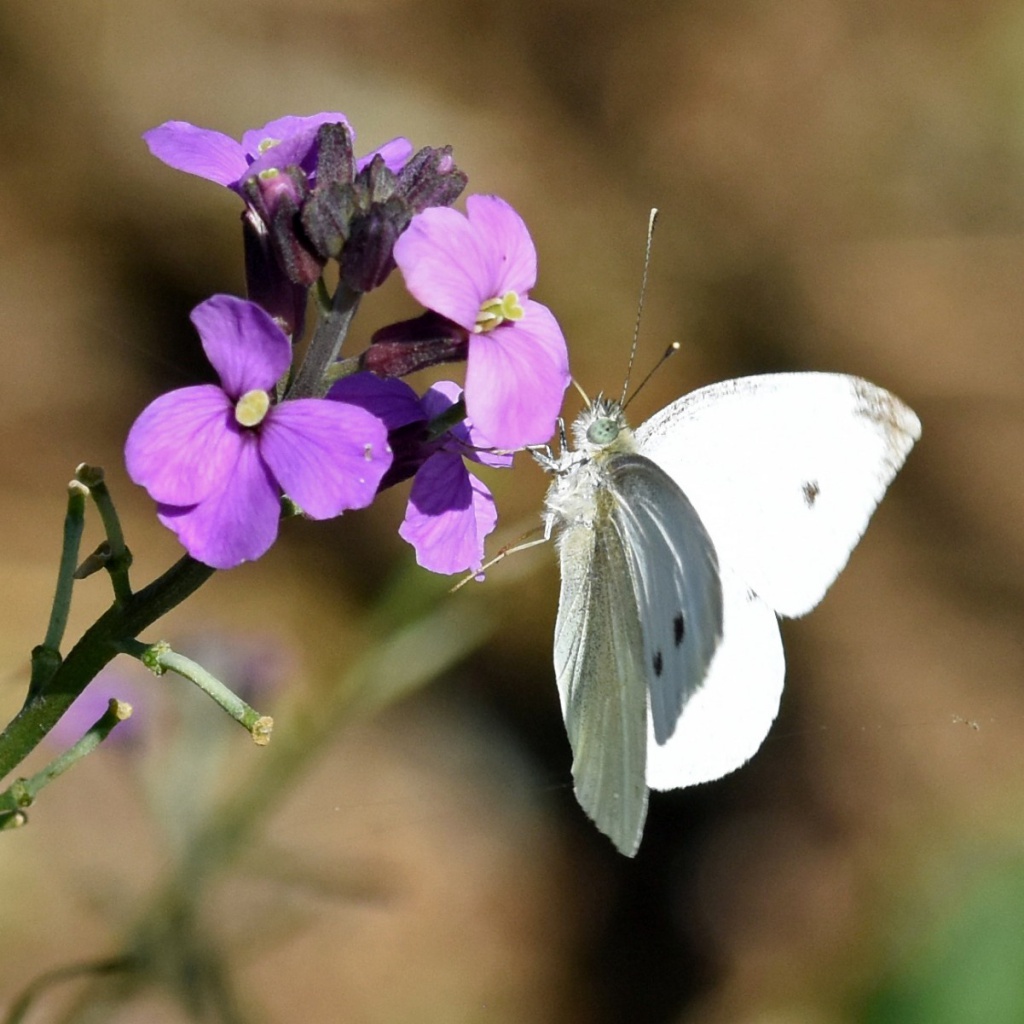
[802,480,820,507]
[652,650,663,677]
[673,612,685,647]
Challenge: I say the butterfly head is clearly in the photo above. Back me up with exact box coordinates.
[571,395,636,457]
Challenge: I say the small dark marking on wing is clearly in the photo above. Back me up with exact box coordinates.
[673,612,685,647]
[652,650,664,676]
[802,480,820,507]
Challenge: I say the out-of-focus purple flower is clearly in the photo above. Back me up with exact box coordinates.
[392,194,570,449]
[49,667,148,751]
[143,114,411,193]
[328,373,509,574]
[125,295,392,569]
[178,629,295,706]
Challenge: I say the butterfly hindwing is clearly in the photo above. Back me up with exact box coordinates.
[604,453,724,744]
[646,566,785,790]
[634,373,921,617]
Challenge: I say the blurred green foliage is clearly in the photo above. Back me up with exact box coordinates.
[864,857,1024,1024]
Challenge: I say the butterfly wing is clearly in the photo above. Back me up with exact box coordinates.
[646,567,785,790]
[554,454,725,854]
[634,373,921,617]
[604,454,724,744]
[555,515,649,857]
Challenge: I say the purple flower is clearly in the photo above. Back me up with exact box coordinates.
[392,194,570,449]
[49,666,147,751]
[328,374,510,575]
[126,295,392,569]
[143,114,412,192]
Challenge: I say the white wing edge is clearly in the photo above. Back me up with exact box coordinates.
[646,568,785,790]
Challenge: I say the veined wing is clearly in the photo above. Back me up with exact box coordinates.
[647,567,785,790]
[604,454,724,745]
[555,517,648,857]
[634,373,920,617]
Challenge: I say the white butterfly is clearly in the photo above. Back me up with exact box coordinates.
[537,372,921,856]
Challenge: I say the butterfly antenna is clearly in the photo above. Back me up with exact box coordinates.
[623,341,681,411]
[619,207,659,406]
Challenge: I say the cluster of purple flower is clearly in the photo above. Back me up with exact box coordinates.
[128,114,570,573]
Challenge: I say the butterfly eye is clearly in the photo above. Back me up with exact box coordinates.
[587,418,620,446]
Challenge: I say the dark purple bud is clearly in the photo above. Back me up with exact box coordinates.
[339,197,410,292]
[312,122,357,189]
[242,211,308,337]
[357,153,399,203]
[395,146,467,213]
[241,170,324,287]
[301,182,356,261]
[360,311,469,377]
[268,194,325,287]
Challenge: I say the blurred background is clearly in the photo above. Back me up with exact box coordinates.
[2,1,1024,1021]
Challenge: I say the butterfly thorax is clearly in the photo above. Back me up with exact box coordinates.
[541,396,639,532]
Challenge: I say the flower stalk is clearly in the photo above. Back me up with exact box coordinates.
[286,279,362,399]
[0,697,133,825]
[0,554,216,783]
[138,641,273,744]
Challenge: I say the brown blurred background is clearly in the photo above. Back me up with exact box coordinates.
[3,1,1024,1022]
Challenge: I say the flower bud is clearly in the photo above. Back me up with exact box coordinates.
[339,197,409,292]
[396,146,468,212]
[242,211,308,336]
[360,311,470,378]
[240,170,324,287]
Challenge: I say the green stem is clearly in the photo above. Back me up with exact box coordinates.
[286,280,361,399]
[43,481,88,651]
[29,481,90,700]
[78,465,133,604]
[0,698,133,820]
[0,555,216,783]
[3,956,132,1024]
[139,643,273,744]
[425,398,467,441]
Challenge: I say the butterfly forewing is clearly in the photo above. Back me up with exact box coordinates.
[634,373,921,617]
[555,514,649,857]
[605,454,724,744]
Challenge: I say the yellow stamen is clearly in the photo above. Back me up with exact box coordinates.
[235,389,271,428]
[257,136,282,154]
[475,291,524,333]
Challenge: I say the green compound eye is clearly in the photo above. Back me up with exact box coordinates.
[587,417,620,446]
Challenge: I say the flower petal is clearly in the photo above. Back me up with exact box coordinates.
[357,137,414,174]
[466,194,537,297]
[259,399,391,518]
[242,113,350,180]
[125,385,240,506]
[327,373,424,432]
[418,379,462,421]
[399,452,497,574]
[393,206,489,330]
[190,295,292,397]
[157,436,281,569]
[420,381,514,468]
[463,300,570,449]
[143,122,248,186]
